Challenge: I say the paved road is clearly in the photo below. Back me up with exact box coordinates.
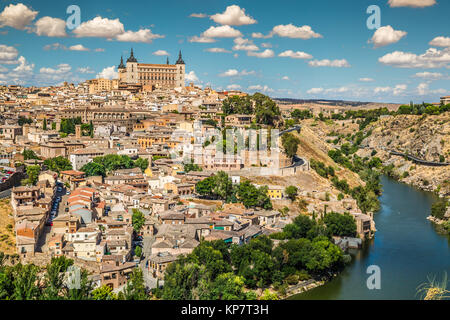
[139,235,159,289]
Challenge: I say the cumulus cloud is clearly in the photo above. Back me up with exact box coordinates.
[40,63,71,75]
[247,49,275,58]
[416,82,447,95]
[185,71,200,83]
[14,56,34,73]
[34,16,67,37]
[307,88,324,94]
[202,25,242,38]
[227,84,242,90]
[248,85,273,93]
[116,29,164,43]
[153,50,169,56]
[232,37,259,51]
[210,5,256,26]
[0,44,19,64]
[219,69,255,77]
[96,66,118,80]
[69,44,89,51]
[308,59,350,67]
[0,3,38,30]
[73,17,125,38]
[369,25,407,48]
[388,0,436,8]
[359,77,374,82]
[278,50,313,59]
[379,47,450,68]
[429,36,450,47]
[188,36,216,43]
[204,48,231,53]
[374,84,407,95]
[254,24,322,40]
[413,72,443,80]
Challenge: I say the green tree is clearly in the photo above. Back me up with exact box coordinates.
[22,149,39,161]
[91,285,117,300]
[11,263,41,300]
[132,209,146,233]
[285,186,298,202]
[134,158,149,172]
[24,165,40,186]
[135,246,142,258]
[43,118,47,131]
[281,133,301,158]
[42,256,74,300]
[121,268,147,300]
[324,212,357,237]
[80,162,106,177]
[44,157,73,173]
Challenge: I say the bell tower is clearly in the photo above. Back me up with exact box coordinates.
[126,48,138,84]
[175,50,185,88]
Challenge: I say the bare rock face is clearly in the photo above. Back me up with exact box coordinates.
[363,114,450,197]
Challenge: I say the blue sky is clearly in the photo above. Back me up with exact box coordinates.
[0,0,449,103]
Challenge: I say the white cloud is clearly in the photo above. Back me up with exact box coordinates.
[40,63,71,75]
[256,24,322,39]
[248,85,273,93]
[227,84,241,90]
[202,25,243,38]
[219,69,255,77]
[369,25,407,48]
[232,37,259,51]
[379,47,450,68]
[282,76,290,80]
[416,82,447,95]
[247,49,275,58]
[96,66,118,80]
[308,59,350,67]
[77,67,95,74]
[13,56,34,73]
[388,0,436,8]
[153,50,169,56]
[188,36,216,43]
[0,3,38,30]
[374,84,407,95]
[190,13,207,18]
[210,5,256,26]
[69,44,89,51]
[204,48,231,53]
[116,29,164,43]
[359,77,374,82]
[73,17,125,39]
[413,72,443,80]
[35,16,67,37]
[278,50,313,59]
[429,36,450,47]
[185,71,200,83]
[0,44,19,64]
[0,66,8,73]
[307,88,324,94]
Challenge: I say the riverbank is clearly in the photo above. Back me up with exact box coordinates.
[291,176,450,300]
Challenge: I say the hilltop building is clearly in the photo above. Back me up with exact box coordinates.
[118,49,186,90]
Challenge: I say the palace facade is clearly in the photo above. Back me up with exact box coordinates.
[118,49,186,89]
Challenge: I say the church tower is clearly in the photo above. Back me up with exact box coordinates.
[118,56,126,83]
[126,48,138,84]
[175,50,185,88]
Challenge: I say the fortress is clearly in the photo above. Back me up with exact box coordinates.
[118,49,186,90]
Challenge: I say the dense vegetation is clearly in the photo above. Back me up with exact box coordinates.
[44,157,73,173]
[81,155,149,177]
[157,212,355,299]
[431,198,449,220]
[195,171,272,210]
[281,132,301,159]
[222,93,281,126]
[0,255,147,300]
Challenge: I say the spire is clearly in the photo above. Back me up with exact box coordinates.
[127,48,137,63]
[176,50,185,65]
[118,56,125,69]
[166,57,169,65]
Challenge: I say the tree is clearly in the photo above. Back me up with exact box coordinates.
[24,165,40,186]
[236,181,272,209]
[42,256,74,300]
[132,209,145,233]
[200,273,255,300]
[43,118,47,131]
[324,212,357,237]
[121,268,147,300]
[135,246,142,258]
[431,198,448,220]
[11,263,41,300]
[44,157,73,173]
[281,133,301,158]
[285,186,298,202]
[91,285,117,300]
[80,162,106,177]
[134,158,149,172]
[22,149,39,161]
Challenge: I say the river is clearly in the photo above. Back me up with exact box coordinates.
[292,175,450,300]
